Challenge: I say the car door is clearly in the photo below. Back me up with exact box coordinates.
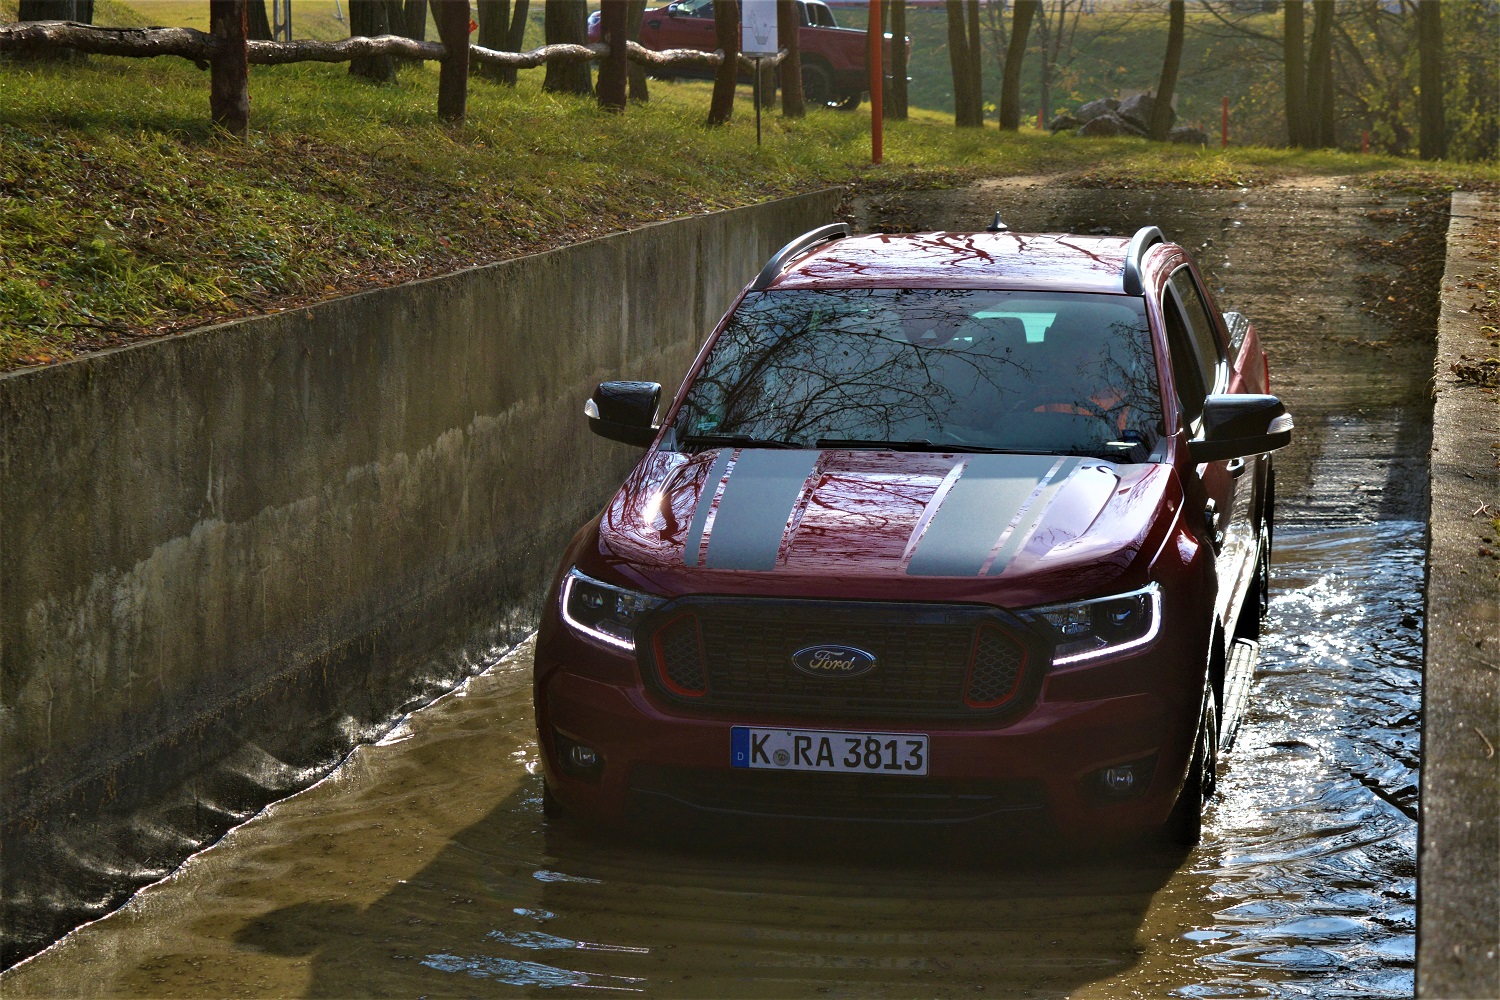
[1162,266,1253,628]
[651,0,719,51]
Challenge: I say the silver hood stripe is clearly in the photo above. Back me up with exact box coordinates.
[682,448,735,567]
[980,456,1083,577]
[905,453,1059,577]
[687,449,823,572]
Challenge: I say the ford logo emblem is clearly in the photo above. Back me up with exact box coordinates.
[791,645,876,679]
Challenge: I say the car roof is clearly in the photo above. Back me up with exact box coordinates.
[767,231,1151,294]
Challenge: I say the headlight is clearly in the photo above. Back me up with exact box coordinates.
[1024,583,1161,667]
[559,568,665,652]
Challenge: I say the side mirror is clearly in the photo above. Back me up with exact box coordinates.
[1189,394,1293,464]
[586,381,661,447]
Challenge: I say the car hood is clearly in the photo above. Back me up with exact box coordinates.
[595,448,1178,605]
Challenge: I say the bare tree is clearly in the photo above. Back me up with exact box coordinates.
[626,0,650,101]
[708,0,739,125]
[433,0,469,119]
[348,0,395,82]
[403,0,428,41]
[543,0,592,95]
[1283,1,1308,147]
[1306,0,1335,146]
[945,0,982,127]
[998,1,1037,130]
[597,0,629,111]
[247,1,273,41]
[886,0,907,120]
[777,0,805,118]
[209,0,250,137]
[1149,0,1184,140]
[1417,0,1444,159]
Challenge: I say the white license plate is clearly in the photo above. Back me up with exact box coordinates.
[731,727,929,776]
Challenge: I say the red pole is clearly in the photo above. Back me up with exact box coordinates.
[1362,129,1370,154]
[1221,96,1229,149]
[870,0,883,164]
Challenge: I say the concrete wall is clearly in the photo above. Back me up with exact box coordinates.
[0,190,842,826]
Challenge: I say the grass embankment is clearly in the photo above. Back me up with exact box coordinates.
[2,50,1495,371]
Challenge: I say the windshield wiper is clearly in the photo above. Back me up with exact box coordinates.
[680,433,801,450]
[815,437,1026,454]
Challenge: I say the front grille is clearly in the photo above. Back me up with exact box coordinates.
[653,611,707,696]
[638,598,1040,719]
[629,764,1046,825]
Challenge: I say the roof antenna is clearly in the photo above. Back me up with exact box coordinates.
[986,212,1009,233]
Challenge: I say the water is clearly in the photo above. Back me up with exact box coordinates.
[1,179,1438,997]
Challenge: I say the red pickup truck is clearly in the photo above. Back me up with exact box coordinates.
[588,0,903,110]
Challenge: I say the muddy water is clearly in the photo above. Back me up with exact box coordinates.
[2,179,1434,997]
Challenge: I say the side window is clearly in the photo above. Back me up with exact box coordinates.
[1162,293,1207,427]
[1167,268,1225,399]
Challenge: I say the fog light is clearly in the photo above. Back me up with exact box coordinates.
[554,730,605,781]
[568,745,599,770]
[1087,754,1156,801]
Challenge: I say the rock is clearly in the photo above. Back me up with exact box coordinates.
[1077,112,1148,138]
[1169,126,1211,146]
[1118,92,1172,132]
[1049,113,1083,133]
[1074,98,1119,123]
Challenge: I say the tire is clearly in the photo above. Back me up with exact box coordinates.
[1164,687,1218,847]
[801,61,834,107]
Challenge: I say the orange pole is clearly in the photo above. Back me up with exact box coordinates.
[1221,96,1229,149]
[1362,129,1370,154]
[870,0,883,164]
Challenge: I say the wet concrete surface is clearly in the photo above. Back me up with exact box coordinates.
[2,178,1439,997]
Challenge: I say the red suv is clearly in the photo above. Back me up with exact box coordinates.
[588,0,902,109]
[536,222,1292,845]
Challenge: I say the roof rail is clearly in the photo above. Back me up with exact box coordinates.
[1122,226,1165,295]
[750,223,851,290]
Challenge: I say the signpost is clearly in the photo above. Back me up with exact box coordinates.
[742,1,778,147]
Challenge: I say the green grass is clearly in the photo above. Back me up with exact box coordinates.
[1,46,1495,371]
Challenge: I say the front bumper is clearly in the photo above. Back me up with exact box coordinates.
[535,629,1203,839]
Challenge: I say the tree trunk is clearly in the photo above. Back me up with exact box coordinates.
[500,0,529,85]
[475,0,508,80]
[1035,2,1050,128]
[999,0,1036,130]
[1306,0,1334,147]
[433,0,468,120]
[247,1,273,41]
[597,0,628,111]
[404,0,427,41]
[543,0,592,95]
[626,0,649,101]
[1417,0,1444,159]
[777,0,804,118]
[887,0,907,120]
[1149,0,1183,140]
[209,0,250,138]
[1283,1,1308,147]
[945,0,979,127]
[965,0,982,121]
[348,0,396,82]
[18,0,92,58]
[707,0,738,125]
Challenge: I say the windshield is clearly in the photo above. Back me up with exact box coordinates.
[667,288,1163,461]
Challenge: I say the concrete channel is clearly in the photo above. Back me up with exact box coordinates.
[1,180,1493,997]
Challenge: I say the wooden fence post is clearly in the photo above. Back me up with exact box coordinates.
[433,0,470,121]
[208,0,250,137]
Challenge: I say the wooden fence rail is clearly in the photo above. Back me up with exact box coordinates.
[0,19,784,130]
